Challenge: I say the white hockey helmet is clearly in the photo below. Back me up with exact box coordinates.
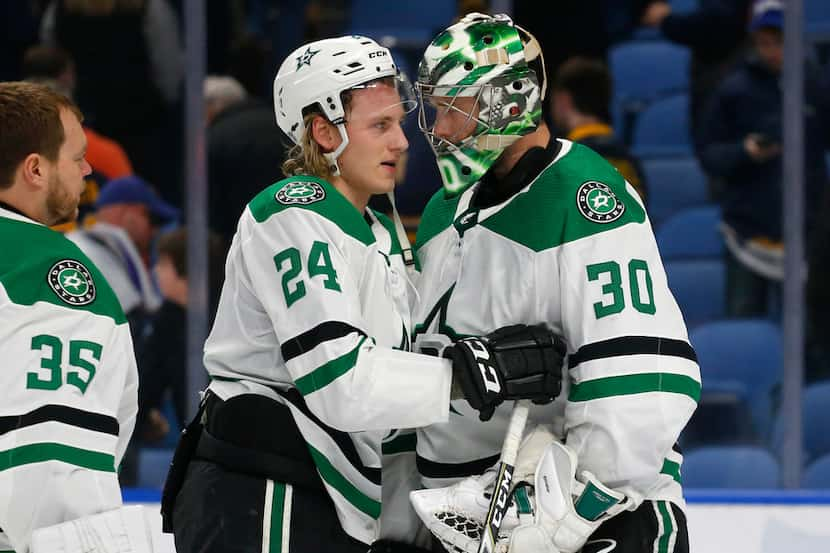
[273,35,415,174]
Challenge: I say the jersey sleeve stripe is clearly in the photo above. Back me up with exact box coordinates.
[382,432,417,455]
[568,336,697,369]
[278,387,382,485]
[569,373,701,402]
[0,442,115,472]
[294,336,368,395]
[307,442,381,519]
[0,405,119,437]
[280,321,366,362]
[416,452,501,479]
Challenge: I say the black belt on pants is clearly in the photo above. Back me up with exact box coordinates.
[194,391,325,491]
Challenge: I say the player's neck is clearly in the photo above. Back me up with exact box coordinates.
[492,123,551,179]
[330,175,371,213]
[0,185,46,224]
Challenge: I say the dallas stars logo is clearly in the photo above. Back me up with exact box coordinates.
[576,181,626,224]
[47,259,97,306]
[296,46,319,70]
[275,181,326,205]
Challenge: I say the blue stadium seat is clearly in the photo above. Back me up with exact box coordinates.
[663,259,725,328]
[642,157,709,229]
[631,94,693,157]
[680,387,758,449]
[137,448,174,489]
[803,453,830,488]
[772,381,830,464]
[690,319,782,439]
[656,206,724,260]
[682,446,780,488]
[347,0,456,48]
[609,42,689,139]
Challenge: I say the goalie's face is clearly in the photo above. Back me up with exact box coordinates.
[424,94,482,146]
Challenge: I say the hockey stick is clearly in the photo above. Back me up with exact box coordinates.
[477,399,530,553]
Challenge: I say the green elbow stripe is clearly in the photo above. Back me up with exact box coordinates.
[0,442,115,473]
[307,443,381,519]
[294,337,367,395]
[661,458,682,484]
[569,373,701,402]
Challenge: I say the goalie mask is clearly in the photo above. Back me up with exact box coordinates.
[416,12,547,196]
[273,35,416,175]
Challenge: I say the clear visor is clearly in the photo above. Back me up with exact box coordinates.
[416,83,488,150]
[344,72,418,123]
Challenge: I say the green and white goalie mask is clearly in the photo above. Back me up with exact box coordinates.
[417,12,546,195]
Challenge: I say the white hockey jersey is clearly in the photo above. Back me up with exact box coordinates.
[0,206,138,553]
[203,176,452,545]
[412,140,700,508]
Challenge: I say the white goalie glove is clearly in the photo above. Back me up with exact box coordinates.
[410,426,641,553]
[30,506,159,553]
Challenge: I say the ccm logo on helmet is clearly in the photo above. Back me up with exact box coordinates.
[368,50,388,58]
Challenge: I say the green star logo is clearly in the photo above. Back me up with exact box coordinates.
[296,47,320,70]
[275,181,326,205]
[47,259,97,305]
[577,181,625,223]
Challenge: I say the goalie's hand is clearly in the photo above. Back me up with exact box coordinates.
[446,324,565,421]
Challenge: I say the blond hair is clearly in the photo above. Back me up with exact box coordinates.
[281,112,336,179]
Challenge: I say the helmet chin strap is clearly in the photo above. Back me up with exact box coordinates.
[324,123,350,176]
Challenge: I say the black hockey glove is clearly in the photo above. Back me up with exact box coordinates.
[445,324,566,421]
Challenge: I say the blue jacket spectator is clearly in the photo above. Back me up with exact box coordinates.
[698,56,830,242]
[697,0,830,317]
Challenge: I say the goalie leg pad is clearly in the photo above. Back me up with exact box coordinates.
[31,506,156,553]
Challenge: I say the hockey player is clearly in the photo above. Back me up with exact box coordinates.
[0,82,150,553]
[164,36,566,553]
[409,13,700,553]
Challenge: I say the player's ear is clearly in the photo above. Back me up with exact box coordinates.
[311,115,341,153]
[20,153,49,191]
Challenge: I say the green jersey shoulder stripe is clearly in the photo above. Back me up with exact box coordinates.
[0,405,119,437]
[569,373,701,403]
[0,216,126,324]
[0,442,115,473]
[307,442,381,519]
[293,336,368,395]
[249,176,375,246]
[415,189,462,252]
[480,142,646,251]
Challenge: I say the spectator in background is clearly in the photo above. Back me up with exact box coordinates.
[551,57,648,203]
[137,227,227,444]
[67,175,179,338]
[641,0,751,142]
[205,75,287,242]
[698,0,830,317]
[22,44,134,231]
[41,0,184,205]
